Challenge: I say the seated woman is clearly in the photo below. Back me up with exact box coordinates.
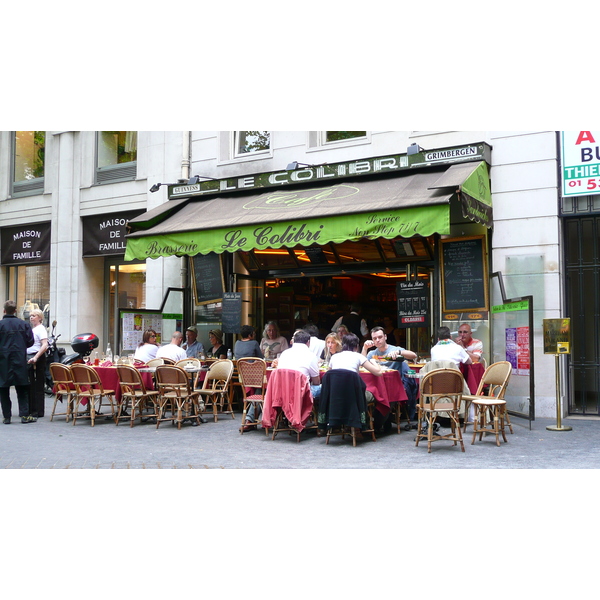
[321,332,342,364]
[329,333,382,376]
[208,329,228,359]
[234,325,263,359]
[134,329,159,363]
[259,321,289,359]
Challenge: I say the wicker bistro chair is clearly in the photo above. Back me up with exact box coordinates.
[70,363,117,426]
[462,361,513,446]
[197,359,235,423]
[146,358,166,368]
[115,364,159,427]
[415,368,465,453]
[154,365,202,429]
[175,358,202,388]
[49,363,77,422]
[236,358,268,434]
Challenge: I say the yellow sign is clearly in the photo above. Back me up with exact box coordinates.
[543,318,571,354]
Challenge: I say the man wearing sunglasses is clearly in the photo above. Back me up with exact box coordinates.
[454,323,483,363]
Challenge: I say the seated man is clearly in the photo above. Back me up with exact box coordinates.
[304,324,325,359]
[156,331,187,362]
[276,329,321,401]
[361,326,418,429]
[431,326,472,366]
[182,325,204,358]
[454,323,483,363]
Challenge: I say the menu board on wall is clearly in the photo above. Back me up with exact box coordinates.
[120,310,163,353]
[441,237,488,312]
[222,292,242,334]
[396,279,429,328]
[191,253,224,305]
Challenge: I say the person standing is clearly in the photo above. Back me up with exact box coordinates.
[331,304,369,340]
[0,300,36,424]
[27,308,48,418]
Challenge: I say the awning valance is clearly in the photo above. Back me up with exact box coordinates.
[125,162,492,261]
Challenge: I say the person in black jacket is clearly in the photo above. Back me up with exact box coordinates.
[0,300,36,424]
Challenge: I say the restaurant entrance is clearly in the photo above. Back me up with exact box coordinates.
[234,240,435,358]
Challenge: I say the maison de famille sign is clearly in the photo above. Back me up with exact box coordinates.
[0,222,51,266]
[166,143,491,199]
[82,210,144,257]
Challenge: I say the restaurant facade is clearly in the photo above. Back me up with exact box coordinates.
[0,130,582,419]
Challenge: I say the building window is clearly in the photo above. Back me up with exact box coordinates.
[96,131,137,183]
[234,131,270,157]
[12,131,45,196]
[325,131,367,143]
[6,264,51,325]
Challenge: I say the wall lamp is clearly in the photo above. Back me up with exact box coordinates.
[286,161,315,171]
[407,143,426,156]
[149,182,180,193]
[188,174,218,184]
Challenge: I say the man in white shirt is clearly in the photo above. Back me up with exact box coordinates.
[276,329,321,400]
[156,331,187,362]
[305,324,325,359]
[430,326,472,366]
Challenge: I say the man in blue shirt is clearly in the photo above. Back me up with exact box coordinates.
[182,326,204,358]
[361,326,418,430]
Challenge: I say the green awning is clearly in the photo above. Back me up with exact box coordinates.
[125,165,491,261]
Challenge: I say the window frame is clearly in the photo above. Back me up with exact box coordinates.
[10,131,45,197]
[95,131,138,185]
[232,131,271,159]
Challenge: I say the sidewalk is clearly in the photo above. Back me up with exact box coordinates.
[1,393,599,468]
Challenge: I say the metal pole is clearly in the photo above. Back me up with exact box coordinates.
[547,353,572,432]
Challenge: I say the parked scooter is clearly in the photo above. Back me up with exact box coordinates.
[44,320,66,395]
[61,333,100,366]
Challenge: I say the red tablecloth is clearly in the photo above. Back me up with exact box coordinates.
[460,362,485,394]
[93,366,154,402]
[360,370,407,416]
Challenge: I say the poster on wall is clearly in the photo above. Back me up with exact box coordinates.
[396,279,429,328]
[120,310,163,353]
[560,131,600,197]
[506,326,530,376]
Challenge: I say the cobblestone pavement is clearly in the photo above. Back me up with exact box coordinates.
[1,394,599,468]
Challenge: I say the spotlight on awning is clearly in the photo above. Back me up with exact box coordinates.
[407,143,426,156]
[188,175,218,185]
[286,161,314,171]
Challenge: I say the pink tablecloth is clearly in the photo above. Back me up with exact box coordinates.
[93,366,154,402]
[459,362,485,394]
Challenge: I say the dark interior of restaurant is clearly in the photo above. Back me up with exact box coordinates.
[236,235,437,357]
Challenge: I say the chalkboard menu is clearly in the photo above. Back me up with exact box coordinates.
[441,237,488,312]
[191,253,224,305]
[222,292,242,334]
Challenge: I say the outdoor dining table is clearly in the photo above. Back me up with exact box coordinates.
[358,369,407,417]
[459,362,485,394]
[93,365,154,402]
[266,366,408,418]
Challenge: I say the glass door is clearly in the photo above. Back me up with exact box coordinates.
[106,258,146,353]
